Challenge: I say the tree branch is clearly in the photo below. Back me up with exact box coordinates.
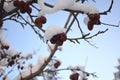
[21,45,58,80]
[99,0,114,15]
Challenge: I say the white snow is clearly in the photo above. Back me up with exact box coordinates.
[44,25,66,41]
[47,42,62,52]
[84,16,90,25]
[79,71,87,80]
[0,58,9,66]
[38,0,99,16]
[37,0,75,16]
[50,0,75,13]
[0,39,10,47]
[118,58,120,64]
[20,53,32,59]
[67,65,85,71]
[0,29,4,39]
[14,64,40,80]
[6,49,18,57]
[3,2,16,12]
[0,67,5,75]
[14,55,48,80]
[38,56,47,65]
[69,3,99,13]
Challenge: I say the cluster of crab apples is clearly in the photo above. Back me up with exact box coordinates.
[35,16,47,29]
[1,44,9,50]
[87,13,101,31]
[13,0,32,14]
[7,54,21,67]
[50,32,67,46]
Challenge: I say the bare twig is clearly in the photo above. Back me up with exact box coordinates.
[22,45,58,80]
[64,13,72,29]
[71,12,84,34]
[99,0,114,15]
[85,29,108,39]
[44,67,98,78]
[31,4,40,12]
[101,22,120,27]
[66,13,79,34]
[18,13,44,39]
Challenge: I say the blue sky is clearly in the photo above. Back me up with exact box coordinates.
[3,0,120,80]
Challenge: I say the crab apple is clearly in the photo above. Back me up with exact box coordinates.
[91,18,101,25]
[0,54,4,59]
[50,33,67,46]
[19,1,25,7]
[17,65,21,69]
[88,14,95,20]
[20,8,26,14]
[21,66,24,70]
[8,60,15,67]
[54,60,61,68]
[0,20,3,27]
[94,13,100,19]
[7,58,10,62]
[39,16,47,24]
[86,73,90,77]
[23,2,30,9]
[12,55,16,60]
[70,73,79,80]
[37,23,43,29]
[5,45,9,50]
[35,18,41,25]
[26,7,32,14]
[87,21,94,31]
[16,54,20,58]
[88,13,100,21]
[59,33,67,41]
[13,0,20,7]
[56,40,63,46]
[1,45,9,50]
[50,34,59,44]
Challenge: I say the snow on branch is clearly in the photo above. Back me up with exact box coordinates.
[0,0,119,80]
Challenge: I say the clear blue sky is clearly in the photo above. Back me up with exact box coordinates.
[3,0,120,80]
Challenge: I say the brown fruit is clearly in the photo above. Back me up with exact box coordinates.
[0,54,4,59]
[88,14,95,20]
[17,65,21,69]
[20,8,26,14]
[21,66,24,70]
[50,34,59,44]
[59,33,67,41]
[23,2,29,9]
[94,13,100,19]
[87,21,94,31]
[1,45,9,50]
[19,1,25,7]
[70,73,79,80]
[56,40,63,46]
[13,0,20,7]
[35,18,41,25]
[26,7,32,14]
[39,16,47,24]
[0,20,3,27]
[8,60,14,67]
[37,23,43,29]
[54,60,61,68]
